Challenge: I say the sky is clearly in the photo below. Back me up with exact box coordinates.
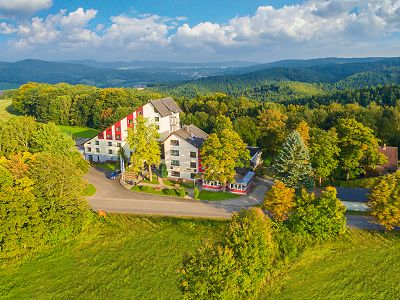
[0,0,400,62]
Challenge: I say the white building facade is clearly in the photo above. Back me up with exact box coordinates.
[83,97,181,163]
[162,125,209,180]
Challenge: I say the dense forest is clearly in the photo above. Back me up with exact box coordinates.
[9,82,161,129]
[7,82,400,153]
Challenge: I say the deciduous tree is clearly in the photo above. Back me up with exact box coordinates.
[127,115,160,180]
[263,180,295,222]
[201,129,250,189]
[335,118,387,180]
[309,128,340,185]
[367,171,400,230]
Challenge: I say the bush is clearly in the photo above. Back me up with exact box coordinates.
[225,208,276,297]
[163,188,177,196]
[288,187,347,240]
[193,187,200,200]
[179,241,239,299]
[179,208,276,299]
[179,186,186,197]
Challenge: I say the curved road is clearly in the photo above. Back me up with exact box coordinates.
[86,167,270,219]
[86,167,390,230]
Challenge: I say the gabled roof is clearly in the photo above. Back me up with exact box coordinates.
[150,97,182,117]
[169,124,209,149]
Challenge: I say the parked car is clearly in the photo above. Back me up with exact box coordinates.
[108,170,121,180]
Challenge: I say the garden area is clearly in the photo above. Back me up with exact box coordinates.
[56,125,99,139]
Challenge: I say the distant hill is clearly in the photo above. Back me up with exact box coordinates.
[156,57,400,100]
[62,59,257,69]
[1,57,400,93]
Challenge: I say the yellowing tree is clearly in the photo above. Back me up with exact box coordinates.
[367,171,400,230]
[296,120,310,148]
[127,115,160,180]
[263,180,295,222]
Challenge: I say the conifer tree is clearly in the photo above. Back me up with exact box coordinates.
[272,131,313,189]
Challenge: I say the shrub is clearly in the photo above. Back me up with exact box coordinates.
[164,188,177,196]
[179,186,186,197]
[288,187,347,240]
[193,187,200,200]
[179,241,239,299]
[179,208,276,299]
[225,208,276,297]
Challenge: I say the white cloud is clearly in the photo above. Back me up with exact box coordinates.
[0,0,52,17]
[2,0,400,61]
[0,21,16,33]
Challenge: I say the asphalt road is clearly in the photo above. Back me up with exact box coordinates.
[86,167,271,219]
[86,167,391,230]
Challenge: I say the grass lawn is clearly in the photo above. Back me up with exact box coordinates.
[0,214,227,299]
[1,215,400,299]
[141,175,159,184]
[0,98,14,122]
[198,190,241,201]
[57,125,99,139]
[261,229,400,299]
[85,184,96,196]
[91,161,119,172]
[131,185,182,197]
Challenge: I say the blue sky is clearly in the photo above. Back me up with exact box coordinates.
[0,0,400,62]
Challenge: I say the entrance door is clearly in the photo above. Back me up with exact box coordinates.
[88,155,93,162]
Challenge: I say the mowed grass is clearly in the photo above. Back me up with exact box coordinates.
[85,184,96,196]
[91,161,119,172]
[0,98,14,122]
[261,229,400,299]
[198,190,241,201]
[0,214,227,299]
[56,125,99,139]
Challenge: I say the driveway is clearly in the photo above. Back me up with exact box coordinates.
[86,168,393,230]
[86,167,270,219]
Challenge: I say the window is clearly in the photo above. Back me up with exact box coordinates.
[128,119,133,124]
[116,127,120,131]
[86,147,92,152]
[108,149,113,154]
[108,142,112,146]
[95,140,99,145]
[96,148,100,153]
[106,134,112,139]
[190,162,197,169]
[116,134,121,140]
[156,125,160,130]
[170,140,179,146]
[171,160,180,166]
[155,116,160,122]
[171,149,180,156]
[171,171,180,177]
[117,142,122,147]
[190,151,197,158]
[190,173,196,179]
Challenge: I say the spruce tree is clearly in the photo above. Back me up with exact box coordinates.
[272,130,313,189]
